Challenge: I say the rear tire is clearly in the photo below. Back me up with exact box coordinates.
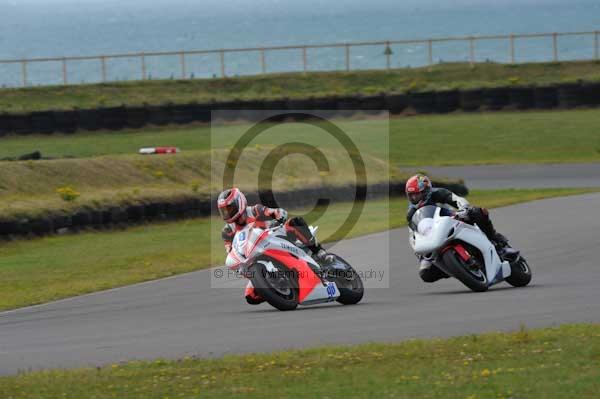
[251,262,299,311]
[441,249,488,292]
[327,255,364,305]
[505,257,532,287]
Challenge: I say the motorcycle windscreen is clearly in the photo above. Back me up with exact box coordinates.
[410,205,454,231]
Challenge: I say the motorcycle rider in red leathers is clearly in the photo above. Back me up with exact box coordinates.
[217,188,334,303]
[405,174,515,283]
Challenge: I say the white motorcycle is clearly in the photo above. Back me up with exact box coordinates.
[227,222,364,310]
[409,205,532,292]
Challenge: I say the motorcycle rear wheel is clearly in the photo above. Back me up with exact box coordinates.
[252,262,299,311]
[441,249,488,292]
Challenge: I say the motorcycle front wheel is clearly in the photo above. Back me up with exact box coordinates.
[326,255,364,305]
[505,256,532,287]
[441,249,488,292]
[251,262,299,311]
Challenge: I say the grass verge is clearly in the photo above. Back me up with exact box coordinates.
[0,147,392,220]
[1,323,598,398]
[0,188,596,311]
[1,109,599,165]
[2,60,600,113]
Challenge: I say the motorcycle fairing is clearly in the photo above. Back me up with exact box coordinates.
[412,207,511,287]
[265,248,339,303]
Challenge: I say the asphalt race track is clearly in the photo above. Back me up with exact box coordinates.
[1,193,600,375]
[412,163,600,189]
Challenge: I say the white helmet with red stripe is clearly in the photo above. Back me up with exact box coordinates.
[217,187,247,223]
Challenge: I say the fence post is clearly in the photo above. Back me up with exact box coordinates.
[180,52,186,79]
[101,56,107,82]
[62,58,68,85]
[302,46,308,73]
[345,44,350,71]
[469,37,475,67]
[427,40,433,67]
[509,34,515,64]
[141,53,147,80]
[220,50,226,77]
[552,32,558,62]
[594,31,599,60]
[21,61,27,87]
[384,41,392,70]
[260,48,266,74]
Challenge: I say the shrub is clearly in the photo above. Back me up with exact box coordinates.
[56,186,80,202]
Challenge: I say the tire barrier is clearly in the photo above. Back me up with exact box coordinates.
[509,87,535,110]
[583,82,600,106]
[78,108,101,131]
[126,106,148,129]
[2,82,600,135]
[30,112,55,134]
[385,93,409,114]
[533,86,559,109]
[482,87,511,110]
[459,89,483,111]
[409,91,437,114]
[435,90,460,113]
[9,114,33,135]
[0,180,468,239]
[54,110,79,133]
[558,84,584,108]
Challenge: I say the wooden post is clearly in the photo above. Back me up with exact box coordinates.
[385,41,391,70]
[302,46,308,73]
[509,34,515,64]
[260,48,266,74]
[552,32,558,62]
[220,50,225,77]
[427,40,433,66]
[345,44,350,71]
[594,31,598,60]
[101,56,107,82]
[469,37,475,68]
[180,52,186,79]
[21,61,27,87]
[62,58,68,85]
[141,53,147,80]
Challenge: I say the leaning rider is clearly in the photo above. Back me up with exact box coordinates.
[405,174,514,283]
[217,187,334,263]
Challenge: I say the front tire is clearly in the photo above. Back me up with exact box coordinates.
[505,256,532,287]
[441,249,488,292]
[326,255,364,305]
[251,262,299,311]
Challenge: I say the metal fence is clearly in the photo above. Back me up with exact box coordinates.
[1,30,599,88]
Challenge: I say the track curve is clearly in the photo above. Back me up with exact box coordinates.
[1,193,600,375]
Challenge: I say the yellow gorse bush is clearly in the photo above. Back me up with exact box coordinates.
[56,186,80,202]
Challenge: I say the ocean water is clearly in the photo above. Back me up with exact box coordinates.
[1,0,599,87]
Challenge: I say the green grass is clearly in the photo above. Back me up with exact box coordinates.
[2,109,600,165]
[0,188,596,311]
[1,323,598,398]
[0,147,392,220]
[2,60,600,113]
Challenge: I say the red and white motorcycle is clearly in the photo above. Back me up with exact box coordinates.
[226,222,364,311]
[409,205,532,292]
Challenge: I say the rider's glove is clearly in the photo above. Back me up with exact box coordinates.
[455,206,471,221]
[276,209,288,224]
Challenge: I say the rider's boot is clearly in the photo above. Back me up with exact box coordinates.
[494,233,519,260]
[418,258,449,282]
[310,244,336,266]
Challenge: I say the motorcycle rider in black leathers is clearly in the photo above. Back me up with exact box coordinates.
[405,174,514,283]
